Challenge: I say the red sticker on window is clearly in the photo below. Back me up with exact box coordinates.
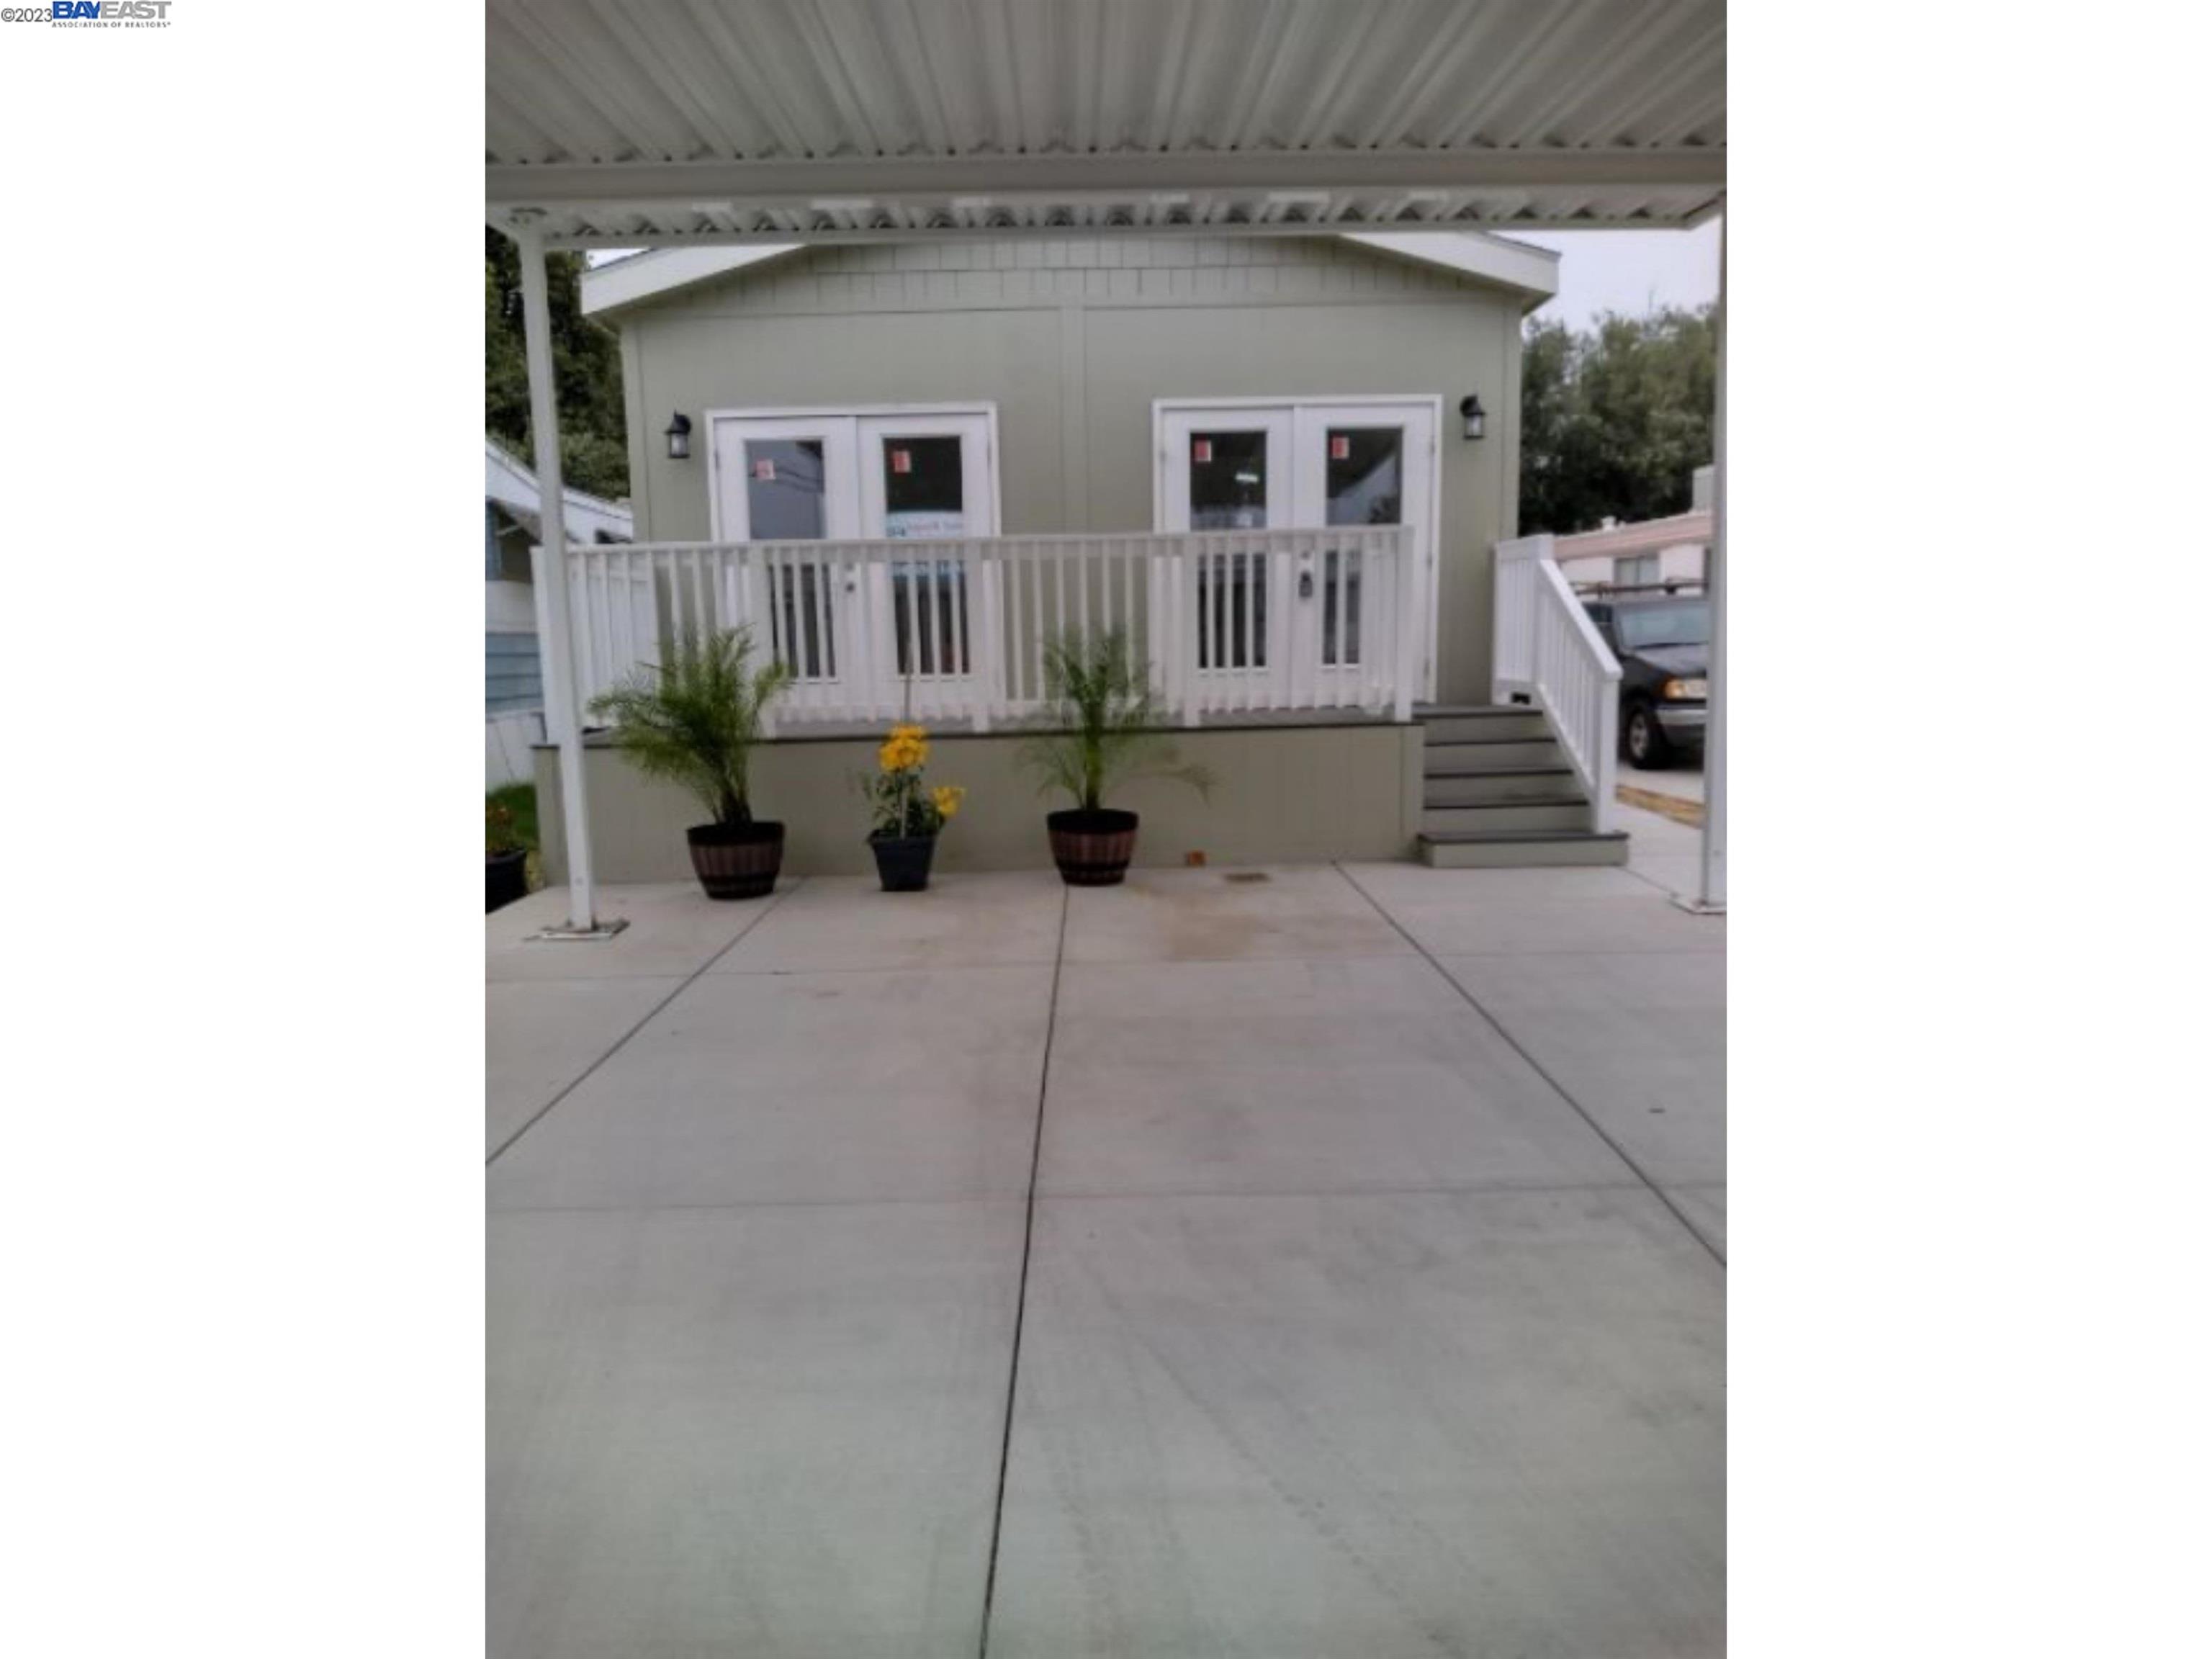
[891,448,912,475]
[1193,439,1213,464]
[751,459,775,482]
[1329,434,1351,461]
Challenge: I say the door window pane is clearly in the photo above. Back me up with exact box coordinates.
[1190,431,1269,530]
[881,434,970,676]
[1325,428,1403,526]
[1323,428,1398,666]
[745,439,827,539]
[881,435,966,539]
[747,439,835,678]
[1192,431,1268,670]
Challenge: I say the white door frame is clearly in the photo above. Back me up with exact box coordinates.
[1152,395,1443,703]
[706,412,861,693]
[707,403,1002,709]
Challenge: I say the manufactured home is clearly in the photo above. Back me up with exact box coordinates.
[484,437,631,786]
[535,230,1632,878]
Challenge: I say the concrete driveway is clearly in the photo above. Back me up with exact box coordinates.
[488,845,1724,1656]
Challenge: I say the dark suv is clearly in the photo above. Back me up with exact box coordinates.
[1582,593,1710,769]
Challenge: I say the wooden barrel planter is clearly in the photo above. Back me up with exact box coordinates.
[1046,809,1140,886]
[686,821,785,900]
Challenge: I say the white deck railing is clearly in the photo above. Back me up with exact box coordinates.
[1493,533,1621,831]
[535,526,1421,732]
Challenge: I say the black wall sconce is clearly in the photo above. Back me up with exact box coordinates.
[664,411,693,460]
[1458,393,1487,441]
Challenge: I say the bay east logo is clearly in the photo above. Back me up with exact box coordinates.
[51,0,174,21]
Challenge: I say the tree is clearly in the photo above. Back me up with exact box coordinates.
[485,229,629,500]
[1519,304,1715,535]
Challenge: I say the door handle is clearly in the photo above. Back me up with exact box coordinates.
[1298,570,1314,600]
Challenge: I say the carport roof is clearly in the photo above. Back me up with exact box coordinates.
[487,0,1725,249]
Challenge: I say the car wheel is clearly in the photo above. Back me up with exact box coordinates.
[1624,701,1671,770]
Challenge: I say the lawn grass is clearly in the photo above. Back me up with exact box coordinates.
[488,782,544,894]
[487,782,539,850]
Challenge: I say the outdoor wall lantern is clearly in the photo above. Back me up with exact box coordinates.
[664,411,693,461]
[1459,392,1487,441]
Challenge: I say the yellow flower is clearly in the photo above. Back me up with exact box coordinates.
[878,724,928,773]
[932,785,966,819]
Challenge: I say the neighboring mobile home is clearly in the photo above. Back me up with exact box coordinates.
[483,438,630,786]
[537,230,1629,876]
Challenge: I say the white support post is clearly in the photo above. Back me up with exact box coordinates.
[1683,212,1726,914]
[515,221,616,938]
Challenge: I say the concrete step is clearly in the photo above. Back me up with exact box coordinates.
[1424,737,1563,771]
[1418,829,1631,868]
[1421,798,1593,835]
[1424,765,1582,806]
[1418,706,1553,744]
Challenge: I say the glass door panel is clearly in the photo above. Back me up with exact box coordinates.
[881,433,970,677]
[1159,408,1291,706]
[857,413,996,704]
[1190,429,1270,671]
[1290,404,1435,705]
[1320,426,1404,667]
[744,437,838,679]
[711,417,860,691]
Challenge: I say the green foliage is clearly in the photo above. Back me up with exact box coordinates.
[1017,629,1213,813]
[485,783,539,853]
[485,797,524,856]
[1520,304,1716,535]
[585,626,793,826]
[485,230,630,500]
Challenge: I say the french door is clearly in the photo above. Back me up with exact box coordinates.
[1157,398,1437,707]
[711,407,998,711]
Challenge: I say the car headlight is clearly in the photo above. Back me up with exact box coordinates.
[1661,678,1708,700]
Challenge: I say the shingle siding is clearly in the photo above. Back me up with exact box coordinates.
[485,631,544,714]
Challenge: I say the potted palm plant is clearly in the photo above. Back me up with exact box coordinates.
[1018,629,1212,886]
[860,721,966,891]
[586,624,794,900]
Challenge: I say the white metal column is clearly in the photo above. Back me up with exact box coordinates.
[516,221,608,935]
[1693,215,1727,912]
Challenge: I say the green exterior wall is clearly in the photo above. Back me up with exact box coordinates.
[535,724,1425,884]
[613,237,1528,703]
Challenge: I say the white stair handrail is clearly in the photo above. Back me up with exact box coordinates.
[1493,534,1622,832]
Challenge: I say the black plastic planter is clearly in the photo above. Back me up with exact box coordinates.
[869,834,938,892]
[687,820,784,900]
[1046,808,1139,886]
[486,850,529,913]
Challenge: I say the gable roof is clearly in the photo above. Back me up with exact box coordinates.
[485,437,634,544]
[580,230,1557,319]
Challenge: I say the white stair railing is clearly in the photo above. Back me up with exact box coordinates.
[1493,533,1622,831]
[544,526,1419,731]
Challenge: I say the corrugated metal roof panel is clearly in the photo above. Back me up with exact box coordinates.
[487,0,1723,246]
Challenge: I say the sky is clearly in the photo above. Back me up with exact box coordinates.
[1503,220,1722,331]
